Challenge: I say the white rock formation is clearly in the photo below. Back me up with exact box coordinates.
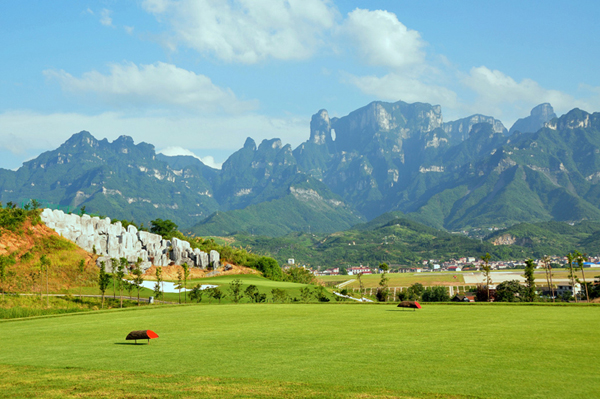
[40,209,219,271]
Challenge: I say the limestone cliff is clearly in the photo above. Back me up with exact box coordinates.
[40,209,219,271]
[509,103,556,135]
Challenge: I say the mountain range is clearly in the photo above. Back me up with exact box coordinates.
[2,100,600,237]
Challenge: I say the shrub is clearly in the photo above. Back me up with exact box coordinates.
[375,287,388,302]
[283,266,316,284]
[494,280,525,302]
[252,257,283,281]
[271,288,288,303]
[421,286,450,302]
[313,286,330,302]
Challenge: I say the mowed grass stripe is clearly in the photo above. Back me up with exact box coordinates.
[0,304,597,399]
[0,364,473,399]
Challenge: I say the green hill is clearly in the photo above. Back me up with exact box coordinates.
[486,220,600,256]
[230,213,533,268]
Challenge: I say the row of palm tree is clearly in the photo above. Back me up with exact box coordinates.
[480,251,593,302]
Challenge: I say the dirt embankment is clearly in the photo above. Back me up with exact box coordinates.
[1,221,60,255]
[0,221,97,292]
[143,263,260,280]
[1,221,260,290]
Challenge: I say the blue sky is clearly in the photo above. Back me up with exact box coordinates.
[1,0,600,170]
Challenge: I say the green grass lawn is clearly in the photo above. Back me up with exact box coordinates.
[0,303,598,398]
[319,272,465,288]
[67,274,327,305]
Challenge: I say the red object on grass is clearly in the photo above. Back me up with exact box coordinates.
[146,330,159,339]
[126,330,159,343]
[397,301,421,310]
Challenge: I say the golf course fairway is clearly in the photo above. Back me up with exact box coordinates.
[0,303,597,398]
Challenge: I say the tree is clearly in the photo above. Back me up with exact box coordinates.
[406,283,424,301]
[495,280,525,302]
[271,288,288,303]
[117,258,127,308]
[79,206,86,216]
[283,266,316,284]
[523,259,536,302]
[229,279,244,303]
[541,255,554,302]
[98,261,111,309]
[356,272,364,301]
[190,284,204,303]
[574,251,590,302]
[299,286,312,303]
[396,290,408,301]
[245,284,259,303]
[39,255,50,307]
[150,219,178,239]
[124,280,135,301]
[132,258,144,306]
[154,267,163,302]
[182,263,190,303]
[31,199,41,210]
[252,257,282,281]
[376,263,390,302]
[109,258,118,299]
[210,287,224,303]
[481,253,492,302]
[566,253,578,303]
[421,286,450,302]
[76,259,85,302]
[313,286,330,302]
[175,269,183,304]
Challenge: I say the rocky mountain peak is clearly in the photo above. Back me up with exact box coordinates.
[63,131,98,148]
[509,103,557,135]
[443,115,507,143]
[330,100,443,152]
[243,137,257,150]
[258,138,283,151]
[309,109,332,145]
[113,135,135,146]
[531,103,555,119]
[545,108,594,131]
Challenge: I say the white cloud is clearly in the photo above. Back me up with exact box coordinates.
[142,0,337,63]
[124,26,134,34]
[158,146,223,169]
[100,9,113,27]
[0,110,308,169]
[463,66,574,108]
[341,9,425,69]
[460,66,594,124]
[345,72,458,108]
[44,62,257,113]
[142,0,171,14]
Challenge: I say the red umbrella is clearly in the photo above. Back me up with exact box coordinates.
[397,301,421,310]
[125,330,159,344]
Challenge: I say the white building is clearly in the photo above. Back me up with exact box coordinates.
[556,283,581,297]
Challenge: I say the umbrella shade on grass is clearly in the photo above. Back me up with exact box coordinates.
[397,301,421,310]
[126,330,159,344]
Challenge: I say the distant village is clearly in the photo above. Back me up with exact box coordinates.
[285,255,600,276]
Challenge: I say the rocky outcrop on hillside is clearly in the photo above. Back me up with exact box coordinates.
[40,209,219,271]
[443,114,507,143]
